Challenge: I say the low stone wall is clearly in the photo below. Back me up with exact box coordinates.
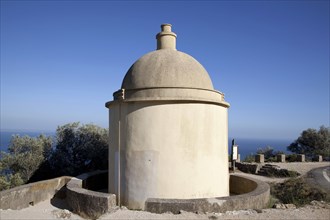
[1,171,271,216]
[240,154,324,163]
[66,170,116,219]
[0,176,72,210]
[145,174,270,214]
[313,155,323,162]
[236,162,262,174]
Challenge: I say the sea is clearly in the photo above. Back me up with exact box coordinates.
[228,138,292,160]
[0,131,292,160]
[0,131,55,152]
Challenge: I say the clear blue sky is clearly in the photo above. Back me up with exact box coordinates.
[1,0,329,140]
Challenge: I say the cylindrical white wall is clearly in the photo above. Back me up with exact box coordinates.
[109,101,229,210]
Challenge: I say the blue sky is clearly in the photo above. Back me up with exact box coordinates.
[1,0,329,140]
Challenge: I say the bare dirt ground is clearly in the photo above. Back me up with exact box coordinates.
[2,200,330,220]
[1,162,329,220]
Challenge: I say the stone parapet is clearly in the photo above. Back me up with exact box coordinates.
[66,170,116,219]
[313,155,323,162]
[255,154,264,163]
[297,154,305,162]
[277,154,286,163]
[145,174,270,213]
[0,176,72,210]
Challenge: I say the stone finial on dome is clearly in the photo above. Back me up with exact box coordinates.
[156,24,177,50]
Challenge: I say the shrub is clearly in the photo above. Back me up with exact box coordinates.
[265,156,277,163]
[0,122,109,190]
[267,195,279,208]
[261,168,300,178]
[271,177,327,206]
[256,146,284,162]
[0,134,52,190]
[286,154,298,162]
[243,154,255,163]
[0,176,10,191]
[257,146,274,159]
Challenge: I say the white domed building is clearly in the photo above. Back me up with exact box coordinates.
[106,24,230,210]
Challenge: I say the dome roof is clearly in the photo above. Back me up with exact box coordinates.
[106,24,229,108]
[121,49,214,90]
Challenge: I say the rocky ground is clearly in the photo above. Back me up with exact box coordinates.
[1,162,329,220]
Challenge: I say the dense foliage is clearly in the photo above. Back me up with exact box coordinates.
[256,146,284,162]
[243,154,255,163]
[49,122,108,176]
[287,126,330,158]
[0,135,52,190]
[0,122,108,191]
[271,177,328,206]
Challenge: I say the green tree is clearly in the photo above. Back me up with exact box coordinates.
[256,146,284,161]
[0,122,109,191]
[0,134,52,190]
[287,126,330,158]
[256,146,274,159]
[49,122,108,176]
[243,153,255,163]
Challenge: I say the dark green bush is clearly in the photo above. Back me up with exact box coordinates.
[0,122,109,190]
[49,122,108,176]
[262,168,300,178]
[265,156,277,162]
[0,135,52,190]
[271,177,327,206]
[243,154,255,163]
[286,154,298,162]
